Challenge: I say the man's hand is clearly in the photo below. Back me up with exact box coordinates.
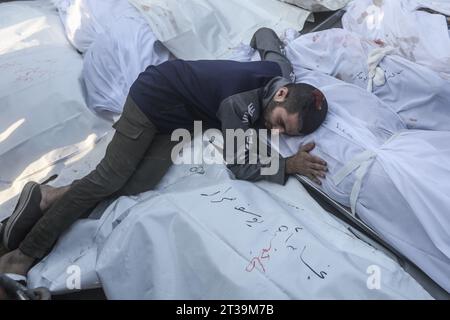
[286,142,327,185]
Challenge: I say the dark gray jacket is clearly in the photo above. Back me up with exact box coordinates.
[130,59,293,185]
[217,76,292,185]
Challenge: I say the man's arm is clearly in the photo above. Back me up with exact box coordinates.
[285,142,328,185]
[228,152,287,185]
[217,94,327,186]
[217,96,288,185]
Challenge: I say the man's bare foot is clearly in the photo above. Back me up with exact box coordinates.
[0,249,35,300]
[39,185,70,212]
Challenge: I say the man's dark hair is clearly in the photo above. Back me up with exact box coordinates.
[265,83,328,134]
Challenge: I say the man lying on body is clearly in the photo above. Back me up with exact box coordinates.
[0,28,329,299]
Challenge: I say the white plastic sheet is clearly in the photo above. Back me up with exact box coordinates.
[284,28,450,131]
[3,0,442,299]
[83,13,171,114]
[0,1,67,55]
[411,0,450,16]
[0,1,112,220]
[128,0,311,60]
[81,0,310,114]
[278,0,351,12]
[28,133,432,299]
[51,0,139,52]
[342,0,450,77]
[277,69,450,293]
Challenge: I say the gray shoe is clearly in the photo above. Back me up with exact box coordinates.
[250,27,294,80]
[1,175,57,251]
[2,182,43,251]
[250,27,285,58]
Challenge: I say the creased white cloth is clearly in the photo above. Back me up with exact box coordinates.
[285,28,450,131]
[411,0,450,16]
[79,0,309,114]
[0,1,67,55]
[128,0,311,60]
[366,45,395,92]
[277,0,351,12]
[51,0,139,52]
[82,13,171,114]
[277,69,450,293]
[342,0,450,77]
[0,0,112,220]
[28,133,432,299]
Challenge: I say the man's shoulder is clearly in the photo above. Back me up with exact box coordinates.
[218,88,264,126]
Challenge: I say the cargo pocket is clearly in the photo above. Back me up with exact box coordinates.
[112,116,145,140]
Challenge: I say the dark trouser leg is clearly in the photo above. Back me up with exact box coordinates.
[115,133,177,196]
[250,27,294,80]
[84,133,177,220]
[19,96,158,259]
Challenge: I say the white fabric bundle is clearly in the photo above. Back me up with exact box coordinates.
[342,0,450,77]
[413,0,450,16]
[285,28,450,131]
[278,69,450,293]
[0,1,111,220]
[128,0,311,60]
[81,0,310,114]
[278,0,351,12]
[0,1,67,55]
[28,134,432,299]
[83,14,171,114]
[51,0,139,52]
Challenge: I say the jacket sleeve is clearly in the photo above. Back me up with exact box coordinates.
[216,95,288,185]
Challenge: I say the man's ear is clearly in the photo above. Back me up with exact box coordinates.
[273,87,289,103]
[312,89,324,110]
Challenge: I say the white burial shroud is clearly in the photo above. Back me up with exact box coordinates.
[50,0,140,53]
[0,0,111,220]
[277,69,450,293]
[285,28,450,131]
[276,0,351,12]
[127,0,311,60]
[82,12,171,114]
[342,0,450,77]
[51,0,172,114]
[28,133,432,299]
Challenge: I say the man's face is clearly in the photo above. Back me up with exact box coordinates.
[264,86,301,136]
[264,86,326,136]
[265,106,301,136]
